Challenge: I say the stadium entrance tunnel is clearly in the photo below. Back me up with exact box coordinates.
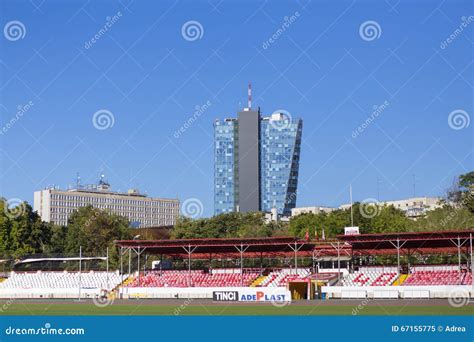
[289,281,307,300]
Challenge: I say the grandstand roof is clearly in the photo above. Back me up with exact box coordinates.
[115,236,315,257]
[338,230,473,254]
[116,230,473,258]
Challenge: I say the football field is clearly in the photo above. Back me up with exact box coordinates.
[0,299,472,316]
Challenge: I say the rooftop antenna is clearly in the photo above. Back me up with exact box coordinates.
[377,176,381,201]
[247,82,252,109]
[412,174,416,197]
[76,172,81,188]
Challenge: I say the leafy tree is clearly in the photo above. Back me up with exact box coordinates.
[448,171,474,213]
[65,206,132,260]
[5,201,51,257]
[47,224,68,254]
[172,212,280,239]
[412,205,474,231]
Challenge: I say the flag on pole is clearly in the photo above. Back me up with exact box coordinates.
[322,228,326,240]
[305,230,309,241]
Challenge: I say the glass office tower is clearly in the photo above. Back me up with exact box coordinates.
[260,113,302,216]
[214,110,302,216]
[214,118,238,215]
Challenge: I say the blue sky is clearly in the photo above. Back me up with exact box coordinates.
[0,0,472,217]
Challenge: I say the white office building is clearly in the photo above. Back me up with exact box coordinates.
[339,197,443,218]
[291,206,336,216]
[34,179,180,228]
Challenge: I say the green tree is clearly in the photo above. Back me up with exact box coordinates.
[448,171,474,213]
[6,202,51,257]
[65,206,132,259]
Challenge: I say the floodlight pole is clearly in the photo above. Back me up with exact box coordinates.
[350,185,354,227]
[78,246,82,301]
[130,247,146,287]
[470,233,473,287]
[330,242,344,283]
[389,238,406,285]
[234,244,249,286]
[137,246,141,286]
[120,246,123,299]
[337,241,340,282]
[106,247,109,290]
[450,236,467,285]
[288,242,304,275]
[182,244,197,287]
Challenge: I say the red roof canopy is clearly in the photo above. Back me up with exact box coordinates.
[115,229,473,259]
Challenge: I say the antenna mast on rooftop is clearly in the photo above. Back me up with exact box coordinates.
[247,82,252,109]
[76,172,81,188]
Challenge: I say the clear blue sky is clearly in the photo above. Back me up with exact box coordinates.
[1,0,472,217]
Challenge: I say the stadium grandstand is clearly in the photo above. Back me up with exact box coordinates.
[0,230,472,302]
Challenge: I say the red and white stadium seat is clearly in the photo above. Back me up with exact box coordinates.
[258,269,310,287]
[127,270,260,287]
[341,271,397,286]
[403,270,469,286]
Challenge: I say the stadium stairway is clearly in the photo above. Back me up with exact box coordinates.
[121,276,134,287]
[250,275,266,287]
[392,274,408,286]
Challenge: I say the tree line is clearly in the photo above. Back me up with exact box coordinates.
[0,172,472,261]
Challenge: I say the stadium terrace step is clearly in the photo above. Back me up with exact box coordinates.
[127,270,260,288]
[402,270,471,286]
[392,274,408,286]
[250,275,266,287]
[0,271,123,290]
[340,271,398,286]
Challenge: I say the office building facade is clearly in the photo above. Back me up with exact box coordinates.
[34,179,180,228]
[214,85,302,216]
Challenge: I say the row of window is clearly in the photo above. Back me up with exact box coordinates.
[50,194,178,207]
[51,214,175,228]
[51,206,178,214]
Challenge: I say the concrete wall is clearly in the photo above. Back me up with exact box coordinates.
[237,110,260,212]
[322,285,473,299]
[0,288,100,299]
[121,286,290,301]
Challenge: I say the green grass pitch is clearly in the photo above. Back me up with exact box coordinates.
[0,302,472,316]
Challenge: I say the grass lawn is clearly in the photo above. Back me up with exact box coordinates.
[0,302,472,316]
